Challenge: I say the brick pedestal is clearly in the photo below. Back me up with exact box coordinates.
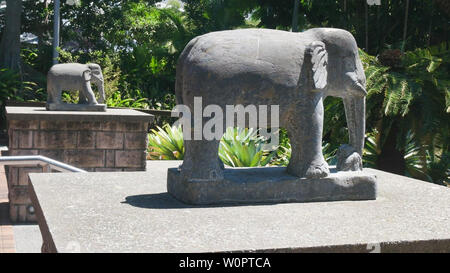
[5,106,154,222]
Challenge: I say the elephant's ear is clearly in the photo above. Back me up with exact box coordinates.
[307,41,328,90]
[82,69,92,81]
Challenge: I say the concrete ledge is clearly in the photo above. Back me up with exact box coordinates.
[167,167,377,205]
[6,106,153,123]
[29,161,450,253]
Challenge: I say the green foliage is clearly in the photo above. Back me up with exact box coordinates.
[148,124,185,160]
[0,68,38,104]
[115,1,190,105]
[0,68,22,104]
[219,127,276,167]
[106,91,149,108]
[363,131,379,168]
[402,130,428,180]
[147,126,277,167]
[184,0,255,34]
[363,128,449,185]
[426,149,450,186]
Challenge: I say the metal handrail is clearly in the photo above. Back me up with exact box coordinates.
[0,155,87,173]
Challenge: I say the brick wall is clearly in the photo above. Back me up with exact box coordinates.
[7,116,151,222]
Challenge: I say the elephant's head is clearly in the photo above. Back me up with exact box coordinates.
[305,28,367,171]
[84,63,105,104]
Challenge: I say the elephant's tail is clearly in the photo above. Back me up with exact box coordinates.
[175,37,200,105]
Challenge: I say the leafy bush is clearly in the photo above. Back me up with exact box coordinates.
[106,91,149,109]
[0,68,39,104]
[0,68,22,104]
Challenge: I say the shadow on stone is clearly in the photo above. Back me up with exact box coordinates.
[121,192,278,209]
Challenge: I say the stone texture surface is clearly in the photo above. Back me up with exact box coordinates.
[46,103,106,112]
[6,106,153,223]
[29,161,450,253]
[6,106,152,122]
[168,167,377,205]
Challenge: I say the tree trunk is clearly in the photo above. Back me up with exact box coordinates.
[365,1,369,52]
[291,0,299,32]
[401,0,410,52]
[0,0,22,71]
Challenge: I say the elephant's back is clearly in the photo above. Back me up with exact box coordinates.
[182,29,309,88]
[48,63,85,78]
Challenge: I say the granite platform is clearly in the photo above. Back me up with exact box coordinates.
[29,161,450,253]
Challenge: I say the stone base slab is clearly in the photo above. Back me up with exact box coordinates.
[28,161,450,253]
[167,167,377,205]
[46,103,107,111]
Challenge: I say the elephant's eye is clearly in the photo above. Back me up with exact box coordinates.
[344,58,355,71]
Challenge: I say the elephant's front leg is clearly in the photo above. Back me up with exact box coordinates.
[82,82,98,105]
[286,96,330,178]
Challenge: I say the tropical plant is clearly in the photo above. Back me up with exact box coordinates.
[218,127,276,167]
[0,68,22,104]
[148,124,184,160]
[147,125,278,167]
[362,130,379,168]
[0,68,38,103]
[362,128,449,184]
[106,91,149,109]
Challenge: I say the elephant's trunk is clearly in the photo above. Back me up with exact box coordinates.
[343,95,365,156]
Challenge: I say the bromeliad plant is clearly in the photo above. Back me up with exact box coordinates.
[148,124,184,160]
[218,127,277,167]
[147,125,277,167]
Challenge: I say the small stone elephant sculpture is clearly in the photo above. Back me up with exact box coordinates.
[46,63,106,111]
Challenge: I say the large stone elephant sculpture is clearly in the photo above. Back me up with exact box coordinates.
[176,28,367,180]
[46,63,105,107]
